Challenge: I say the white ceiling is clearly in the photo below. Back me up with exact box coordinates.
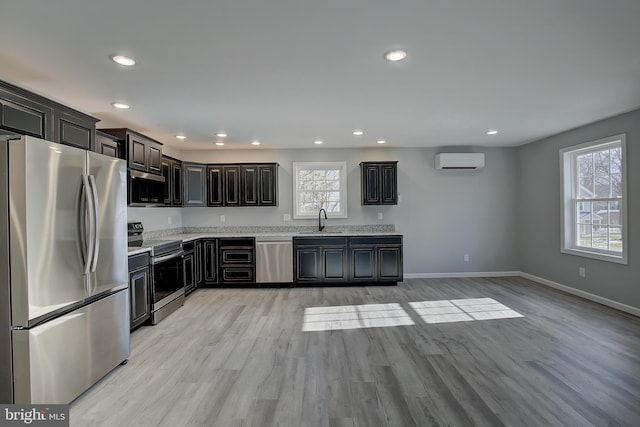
[1,0,639,151]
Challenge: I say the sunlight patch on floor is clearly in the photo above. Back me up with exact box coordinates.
[302,303,415,332]
[410,297,524,324]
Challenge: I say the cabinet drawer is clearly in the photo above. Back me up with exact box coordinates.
[220,248,254,264]
[221,267,255,283]
[349,236,402,246]
[128,253,150,271]
[293,237,347,247]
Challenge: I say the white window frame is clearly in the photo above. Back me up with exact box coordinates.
[292,161,348,219]
[560,134,627,264]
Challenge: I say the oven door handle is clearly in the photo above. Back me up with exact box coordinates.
[152,250,184,264]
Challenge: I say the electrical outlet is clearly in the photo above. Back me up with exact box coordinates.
[167,216,172,224]
[378,212,383,220]
[464,254,469,262]
[283,214,291,222]
[220,215,226,223]
[579,267,585,277]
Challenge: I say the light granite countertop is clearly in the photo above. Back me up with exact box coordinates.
[128,225,401,256]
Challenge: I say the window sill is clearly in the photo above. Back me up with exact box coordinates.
[561,247,627,265]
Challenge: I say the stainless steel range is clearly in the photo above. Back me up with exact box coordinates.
[128,222,185,324]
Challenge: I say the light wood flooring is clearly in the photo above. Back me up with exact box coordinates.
[70,277,640,426]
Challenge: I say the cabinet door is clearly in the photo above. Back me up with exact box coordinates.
[295,247,320,283]
[361,164,381,205]
[203,240,218,284]
[0,90,51,140]
[207,166,223,206]
[129,268,150,330]
[148,143,162,174]
[241,165,259,206]
[128,135,147,171]
[377,246,403,281]
[183,252,196,295]
[380,164,397,205]
[172,161,182,206]
[322,247,348,282]
[350,247,376,281]
[223,165,241,206]
[53,110,95,151]
[161,158,172,205]
[195,240,203,286]
[95,133,120,158]
[258,164,277,206]
[183,163,207,207]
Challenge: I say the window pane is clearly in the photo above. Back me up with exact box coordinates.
[609,202,621,226]
[593,202,608,225]
[609,227,622,252]
[594,176,610,198]
[592,225,609,250]
[578,177,593,198]
[578,224,592,247]
[577,153,593,177]
[610,147,622,174]
[611,174,622,197]
[594,150,610,175]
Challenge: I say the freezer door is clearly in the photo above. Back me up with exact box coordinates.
[87,152,128,296]
[9,136,88,327]
[12,290,130,404]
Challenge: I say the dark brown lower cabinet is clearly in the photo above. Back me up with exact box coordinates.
[195,240,204,287]
[202,239,219,286]
[128,253,151,330]
[349,236,403,283]
[218,238,255,285]
[294,235,402,285]
[183,242,196,295]
[294,237,348,285]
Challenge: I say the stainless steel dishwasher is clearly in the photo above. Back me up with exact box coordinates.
[256,236,293,284]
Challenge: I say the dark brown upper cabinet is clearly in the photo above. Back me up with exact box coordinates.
[360,161,398,205]
[183,162,207,207]
[208,163,278,207]
[95,131,121,158]
[98,128,163,175]
[161,156,183,206]
[241,164,277,206]
[1,79,98,149]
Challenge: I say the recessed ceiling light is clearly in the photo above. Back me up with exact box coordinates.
[352,130,364,136]
[111,55,136,66]
[376,140,386,144]
[314,140,324,145]
[176,135,187,140]
[486,129,498,135]
[384,50,407,62]
[215,132,227,138]
[111,102,130,109]
[215,142,225,146]
[251,140,261,146]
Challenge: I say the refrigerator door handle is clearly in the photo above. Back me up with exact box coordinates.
[81,175,94,277]
[88,175,100,273]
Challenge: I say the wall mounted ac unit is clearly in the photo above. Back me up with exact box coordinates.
[435,153,485,170]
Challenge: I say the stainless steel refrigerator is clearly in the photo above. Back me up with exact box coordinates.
[0,135,130,404]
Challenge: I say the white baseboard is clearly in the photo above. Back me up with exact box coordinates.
[518,272,640,317]
[404,271,520,279]
[403,270,640,317]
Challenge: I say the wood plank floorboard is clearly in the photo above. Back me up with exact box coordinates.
[70,277,640,426]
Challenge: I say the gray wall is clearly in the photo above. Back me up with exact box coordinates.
[517,109,640,309]
[175,146,519,275]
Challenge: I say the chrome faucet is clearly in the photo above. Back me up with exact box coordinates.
[318,208,327,232]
